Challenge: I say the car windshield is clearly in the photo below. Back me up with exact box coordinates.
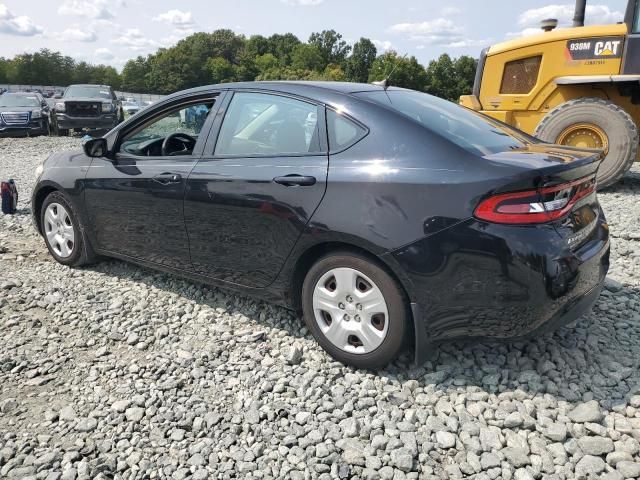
[0,94,40,107]
[356,89,533,156]
[64,86,112,99]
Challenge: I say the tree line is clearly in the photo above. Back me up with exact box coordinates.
[0,29,478,102]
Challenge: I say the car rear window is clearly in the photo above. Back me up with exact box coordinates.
[356,90,531,156]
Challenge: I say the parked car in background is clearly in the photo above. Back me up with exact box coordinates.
[0,92,54,137]
[54,84,123,136]
[122,100,140,117]
[31,81,610,368]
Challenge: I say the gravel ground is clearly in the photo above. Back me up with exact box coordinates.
[1,136,640,480]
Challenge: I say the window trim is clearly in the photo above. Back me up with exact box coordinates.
[204,89,328,159]
[113,92,223,160]
[325,106,370,154]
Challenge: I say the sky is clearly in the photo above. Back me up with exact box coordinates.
[0,0,630,71]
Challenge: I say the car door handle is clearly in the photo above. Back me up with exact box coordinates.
[153,173,182,184]
[273,175,316,187]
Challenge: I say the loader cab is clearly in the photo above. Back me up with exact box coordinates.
[623,0,640,73]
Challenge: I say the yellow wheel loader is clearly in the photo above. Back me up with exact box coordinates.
[461,0,640,188]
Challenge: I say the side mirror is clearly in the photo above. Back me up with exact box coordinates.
[84,138,108,158]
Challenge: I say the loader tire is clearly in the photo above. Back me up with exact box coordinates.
[534,98,638,189]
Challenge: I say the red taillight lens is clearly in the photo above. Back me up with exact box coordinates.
[0,182,9,195]
[474,176,596,224]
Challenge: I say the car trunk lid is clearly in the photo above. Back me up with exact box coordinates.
[475,143,604,249]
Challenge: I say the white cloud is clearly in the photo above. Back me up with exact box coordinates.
[372,39,394,52]
[388,18,465,46]
[57,0,124,20]
[112,28,159,52]
[0,4,44,36]
[510,4,624,36]
[153,9,196,31]
[95,47,114,60]
[388,17,489,48]
[281,0,324,5]
[58,27,97,42]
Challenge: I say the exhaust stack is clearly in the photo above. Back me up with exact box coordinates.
[573,0,587,27]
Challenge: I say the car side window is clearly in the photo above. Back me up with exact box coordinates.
[215,92,321,156]
[327,109,367,151]
[119,101,215,157]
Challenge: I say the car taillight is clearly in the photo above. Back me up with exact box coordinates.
[474,176,596,224]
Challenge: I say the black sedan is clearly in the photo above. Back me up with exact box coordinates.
[31,81,610,368]
[0,92,53,136]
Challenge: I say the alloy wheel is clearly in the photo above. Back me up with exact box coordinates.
[312,267,389,354]
[44,202,75,258]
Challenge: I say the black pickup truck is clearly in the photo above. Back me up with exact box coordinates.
[54,84,124,135]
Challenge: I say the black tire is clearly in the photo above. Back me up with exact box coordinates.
[57,128,69,137]
[534,98,638,189]
[301,252,408,369]
[40,191,95,267]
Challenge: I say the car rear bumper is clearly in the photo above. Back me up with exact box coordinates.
[390,210,610,352]
[57,114,117,130]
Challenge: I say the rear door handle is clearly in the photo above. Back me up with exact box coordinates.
[273,175,316,187]
[153,173,182,184]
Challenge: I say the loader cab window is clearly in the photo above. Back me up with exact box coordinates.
[634,0,640,32]
[500,56,542,94]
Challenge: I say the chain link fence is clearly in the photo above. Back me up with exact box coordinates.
[0,84,164,105]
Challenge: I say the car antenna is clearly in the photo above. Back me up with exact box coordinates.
[372,53,407,90]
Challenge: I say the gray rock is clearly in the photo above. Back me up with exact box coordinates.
[502,447,531,468]
[59,405,76,422]
[111,400,130,412]
[575,455,606,479]
[577,436,614,456]
[125,407,145,422]
[617,461,640,479]
[390,448,414,472]
[568,401,603,423]
[543,423,567,442]
[435,431,456,449]
[286,343,303,365]
[75,417,97,432]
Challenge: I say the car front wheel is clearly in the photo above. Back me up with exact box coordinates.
[41,191,94,267]
[301,252,408,369]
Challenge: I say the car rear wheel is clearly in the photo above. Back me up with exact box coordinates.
[41,191,94,267]
[534,98,638,189]
[301,252,407,369]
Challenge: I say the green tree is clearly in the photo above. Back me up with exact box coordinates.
[121,56,151,93]
[308,30,351,69]
[245,35,271,58]
[206,57,236,84]
[267,33,301,66]
[346,38,377,83]
[425,54,477,101]
[254,53,279,74]
[0,58,8,83]
[368,52,428,91]
[291,44,324,71]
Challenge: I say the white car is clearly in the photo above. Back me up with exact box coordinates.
[122,101,140,116]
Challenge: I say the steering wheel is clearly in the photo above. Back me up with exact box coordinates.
[161,133,196,156]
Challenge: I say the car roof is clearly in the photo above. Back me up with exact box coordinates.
[168,81,402,102]
[67,84,111,88]
[3,92,39,96]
